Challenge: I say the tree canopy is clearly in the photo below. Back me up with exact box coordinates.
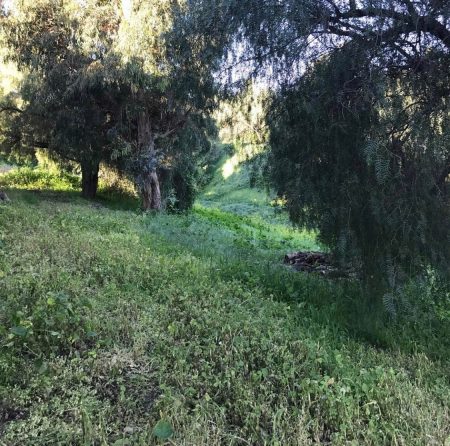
[269,44,449,290]
[1,0,218,205]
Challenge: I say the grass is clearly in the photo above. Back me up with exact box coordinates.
[0,167,449,445]
[199,154,286,222]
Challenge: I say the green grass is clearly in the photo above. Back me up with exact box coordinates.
[0,169,449,445]
[199,154,286,221]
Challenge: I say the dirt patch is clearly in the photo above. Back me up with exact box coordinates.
[90,351,160,412]
[284,251,356,278]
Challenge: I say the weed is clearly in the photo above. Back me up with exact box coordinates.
[0,168,449,445]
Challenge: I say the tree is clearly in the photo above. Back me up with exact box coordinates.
[186,0,450,293]
[269,45,449,292]
[187,0,450,76]
[107,0,218,210]
[0,47,26,165]
[1,0,121,198]
[1,0,218,206]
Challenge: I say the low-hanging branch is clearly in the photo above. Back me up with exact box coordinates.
[0,105,24,114]
[324,4,450,49]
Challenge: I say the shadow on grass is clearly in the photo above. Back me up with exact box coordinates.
[139,212,450,365]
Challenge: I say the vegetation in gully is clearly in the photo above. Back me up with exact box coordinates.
[0,0,449,444]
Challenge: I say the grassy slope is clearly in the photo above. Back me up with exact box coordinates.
[199,154,282,220]
[0,168,449,445]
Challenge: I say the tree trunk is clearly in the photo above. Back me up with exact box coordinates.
[81,161,99,199]
[141,170,162,210]
[138,111,162,211]
[149,170,161,209]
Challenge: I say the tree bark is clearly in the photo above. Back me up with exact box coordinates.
[149,170,161,209]
[81,161,99,199]
[141,170,162,210]
[138,111,162,211]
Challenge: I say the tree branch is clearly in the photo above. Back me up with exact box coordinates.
[327,5,450,48]
[417,16,450,48]
[0,105,23,114]
[154,106,193,141]
[336,7,410,22]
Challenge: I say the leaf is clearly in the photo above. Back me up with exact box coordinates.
[82,299,93,310]
[55,292,69,304]
[112,440,130,446]
[10,326,28,337]
[35,359,49,374]
[152,420,174,440]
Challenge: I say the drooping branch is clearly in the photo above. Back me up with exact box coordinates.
[335,6,411,22]
[0,105,24,114]
[326,5,450,49]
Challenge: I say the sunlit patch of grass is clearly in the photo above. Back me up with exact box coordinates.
[200,153,279,224]
[0,166,80,192]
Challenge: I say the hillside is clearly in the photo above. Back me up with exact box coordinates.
[0,166,449,445]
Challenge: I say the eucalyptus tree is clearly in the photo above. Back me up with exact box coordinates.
[0,0,123,197]
[1,0,218,206]
[105,0,217,209]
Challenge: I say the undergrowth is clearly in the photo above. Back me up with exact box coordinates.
[0,168,449,445]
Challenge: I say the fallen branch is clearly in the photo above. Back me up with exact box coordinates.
[284,251,357,278]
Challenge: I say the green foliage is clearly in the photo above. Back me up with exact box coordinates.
[1,0,219,204]
[158,120,217,211]
[0,174,449,445]
[268,45,450,293]
[1,0,114,159]
[152,420,174,440]
[2,290,95,356]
